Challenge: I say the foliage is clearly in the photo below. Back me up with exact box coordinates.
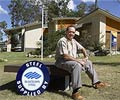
[88,4,96,12]
[57,0,70,17]
[43,30,65,56]
[11,33,19,48]
[73,2,96,17]
[8,0,70,27]
[0,21,7,41]
[0,21,7,29]
[81,38,103,52]
[76,2,87,17]
[8,0,42,27]
[0,58,8,62]
[8,0,96,27]
[94,49,110,56]
[36,40,41,48]
[7,0,97,54]
[28,48,41,55]
[76,31,110,56]
[47,0,70,20]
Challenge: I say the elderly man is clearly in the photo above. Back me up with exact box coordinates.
[55,25,109,100]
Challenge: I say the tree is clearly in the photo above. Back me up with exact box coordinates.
[70,2,96,17]
[47,1,59,21]
[8,0,42,27]
[8,0,71,27]
[0,21,7,41]
[11,33,19,48]
[8,0,97,27]
[44,30,65,56]
[58,0,70,17]
[88,4,96,12]
[76,2,88,17]
[0,21,7,29]
[47,0,70,20]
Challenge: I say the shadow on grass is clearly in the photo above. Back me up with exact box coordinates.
[0,79,72,98]
[93,62,120,66]
[0,78,93,99]
[82,84,93,88]
[47,83,93,99]
[0,80,19,94]
[47,89,72,99]
[47,76,72,98]
[47,76,93,98]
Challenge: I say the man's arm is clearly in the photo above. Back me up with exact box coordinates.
[75,39,88,59]
[63,54,78,61]
[63,54,86,65]
[81,47,88,59]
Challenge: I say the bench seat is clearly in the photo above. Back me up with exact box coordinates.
[4,62,71,91]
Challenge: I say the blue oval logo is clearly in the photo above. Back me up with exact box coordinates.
[24,72,41,79]
[16,61,50,96]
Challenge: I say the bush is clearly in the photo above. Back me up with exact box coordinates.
[26,48,41,57]
[43,30,65,57]
[94,49,110,56]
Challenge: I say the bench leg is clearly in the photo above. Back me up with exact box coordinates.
[64,75,70,91]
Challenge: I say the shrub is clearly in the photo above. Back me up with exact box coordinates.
[43,30,65,57]
[94,49,110,56]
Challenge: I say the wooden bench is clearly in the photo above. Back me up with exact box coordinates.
[4,62,71,91]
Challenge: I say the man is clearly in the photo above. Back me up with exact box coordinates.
[55,25,109,100]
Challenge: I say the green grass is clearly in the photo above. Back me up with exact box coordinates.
[0,52,120,100]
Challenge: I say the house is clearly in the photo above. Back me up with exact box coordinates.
[4,17,79,52]
[76,8,120,51]
[4,22,47,52]
[48,17,80,33]
[5,8,120,53]
[0,41,6,52]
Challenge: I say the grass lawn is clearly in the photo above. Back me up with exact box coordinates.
[0,52,120,100]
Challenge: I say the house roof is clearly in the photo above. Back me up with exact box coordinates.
[4,22,42,34]
[52,17,80,21]
[77,8,120,23]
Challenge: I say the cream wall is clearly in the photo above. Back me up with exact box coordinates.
[24,28,43,51]
[77,12,106,47]
[99,15,106,48]
[77,13,100,42]
[91,14,100,42]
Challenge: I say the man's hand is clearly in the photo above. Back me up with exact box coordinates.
[78,58,87,66]
[84,56,88,60]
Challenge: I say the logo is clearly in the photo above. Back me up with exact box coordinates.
[16,61,50,96]
[24,72,41,79]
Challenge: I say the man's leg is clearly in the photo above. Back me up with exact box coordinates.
[85,60,110,88]
[84,60,100,85]
[58,61,83,90]
[58,61,84,100]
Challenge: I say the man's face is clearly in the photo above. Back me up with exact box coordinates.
[66,27,76,41]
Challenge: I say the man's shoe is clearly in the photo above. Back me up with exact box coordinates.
[72,92,84,100]
[94,82,110,89]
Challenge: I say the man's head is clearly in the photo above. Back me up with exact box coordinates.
[66,25,76,41]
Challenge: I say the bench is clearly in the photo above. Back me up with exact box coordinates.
[4,62,71,91]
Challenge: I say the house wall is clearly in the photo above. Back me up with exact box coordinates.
[76,9,120,50]
[48,21,56,33]
[57,19,76,30]
[24,27,43,52]
[48,19,77,33]
[118,33,120,50]
[99,15,106,47]
[77,13,106,46]
[106,17,120,50]
[106,17,120,31]
[91,14,101,43]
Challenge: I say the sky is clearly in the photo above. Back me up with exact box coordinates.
[0,0,120,29]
